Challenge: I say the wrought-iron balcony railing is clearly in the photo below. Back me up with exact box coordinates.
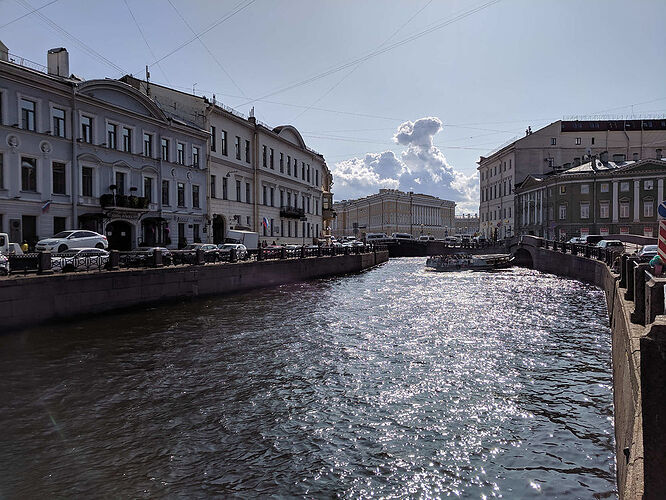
[280,206,305,219]
[100,194,150,209]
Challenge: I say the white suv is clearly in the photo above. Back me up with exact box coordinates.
[36,230,108,253]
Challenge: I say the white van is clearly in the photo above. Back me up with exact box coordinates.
[225,230,259,250]
[365,232,388,243]
[391,232,414,240]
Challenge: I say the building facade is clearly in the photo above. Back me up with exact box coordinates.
[514,156,666,240]
[454,214,479,236]
[478,120,666,240]
[331,189,456,240]
[122,76,334,246]
[0,44,208,250]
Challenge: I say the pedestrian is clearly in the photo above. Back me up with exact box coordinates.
[21,240,28,253]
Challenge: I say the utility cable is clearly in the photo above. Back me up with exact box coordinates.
[0,0,59,29]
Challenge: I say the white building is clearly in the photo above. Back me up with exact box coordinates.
[122,76,334,246]
[332,189,455,240]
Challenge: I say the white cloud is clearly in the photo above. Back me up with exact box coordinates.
[331,116,478,213]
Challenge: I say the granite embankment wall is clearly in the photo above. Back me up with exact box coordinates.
[1,250,388,331]
[515,237,665,500]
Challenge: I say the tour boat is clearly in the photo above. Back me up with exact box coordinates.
[425,253,514,272]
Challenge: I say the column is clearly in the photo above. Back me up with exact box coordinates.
[634,180,640,222]
[539,189,543,224]
[612,181,619,222]
[658,178,664,206]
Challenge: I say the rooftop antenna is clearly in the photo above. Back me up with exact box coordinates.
[249,106,255,118]
[192,83,197,96]
[145,65,151,97]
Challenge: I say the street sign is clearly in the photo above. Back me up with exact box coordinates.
[658,201,666,219]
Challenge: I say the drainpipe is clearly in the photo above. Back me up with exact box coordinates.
[250,117,259,234]
[71,83,78,227]
[204,101,213,243]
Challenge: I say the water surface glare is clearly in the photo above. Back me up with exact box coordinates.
[0,259,615,498]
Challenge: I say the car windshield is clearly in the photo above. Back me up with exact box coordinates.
[53,231,75,238]
[183,244,200,250]
[642,245,658,252]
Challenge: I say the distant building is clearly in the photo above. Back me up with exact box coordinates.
[478,119,666,240]
[514,155,666,240]
[0,44,207,250]
[455,214,479,236]
[332,189,455,239]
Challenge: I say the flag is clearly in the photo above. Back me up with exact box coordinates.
[262,217,269,229]
[41,200,51,213]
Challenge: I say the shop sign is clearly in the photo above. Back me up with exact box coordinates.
[600,227,609,236]
[580,227,589,236]
[644,227,654,237]
[620,227,629,235]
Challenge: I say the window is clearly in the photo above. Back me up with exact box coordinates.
[644,180,654,190]
[580,202,590,219]
[21,157,37,192]
[162,180,170,205]
[591,137,595,145]
[619,202,630,218]
[270,148,274,169]
[598,201,609,219]
[82,167,93,197]
[0,153,3,189]
[600,183,609,193]
[280,190,284,207]
[53,216,66,235]
[620,182,630,192]
[559,204,566,220]
[548,158,554,168]
[144,177,153,203]
[210,126,216,152]
[235,136,241,160]
[294,158,299,177]
[107,123,117,149]
[81,115,92,143]
[245,140,250,163]
[551,137,556,145]
[262,145,267,167]
[177,182,185,207]
[192,185,200,208]
[263,186,267,206]
[210,175,216,198]
[52,162,66,194]
[301,162,305,180]
[575,137,581,145]
[115,171,126,195]
[644,201,654,217]
[307,164,310,182]
[580,184,589,194]
[222,177,228,200]
[52,108,66,137]
[280,153,284,173]
[245,182,251,203]
[161,138,169,161]
[143,133,152,156]
[193,224,200,243]
[270,218,274,237]
[316,170,319,186]
[270,187,274,207]
[122,127,132,152]
[221,130,227,155]
[287,156,292,175]
[559,185,566,195]
[236,180,241,201]
[177,143,185,165]
[21,98,35,131]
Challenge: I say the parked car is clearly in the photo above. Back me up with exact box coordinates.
[343,240,365,247]
[391,232,414,240]
[581,234,604,246]
[217,243,248,260]
[52,248,110,272]
[135,246,173,265]
[0,253,9,275]
[444,236,460,245]
[418,235,435,241]
[637,244,658,262]
[596,240,625,254]
[36,230,108,253]
[568,237,585,244]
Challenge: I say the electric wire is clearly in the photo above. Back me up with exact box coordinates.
[0,0,59,29]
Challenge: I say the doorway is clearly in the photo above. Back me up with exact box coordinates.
[106,220,133,250]
[212,215,225,244]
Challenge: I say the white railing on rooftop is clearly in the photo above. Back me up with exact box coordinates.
[6,52,47,73]
[484,135,519,158]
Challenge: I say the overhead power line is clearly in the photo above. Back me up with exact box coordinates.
[166,0,247,97]
[16,0,127,75]
[237,0,502,107]
[0,0,60,29]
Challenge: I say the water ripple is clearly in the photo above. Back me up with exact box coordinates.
[0,259,615,498]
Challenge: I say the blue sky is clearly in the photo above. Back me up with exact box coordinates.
[2,0,665,212]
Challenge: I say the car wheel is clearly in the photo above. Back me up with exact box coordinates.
[58,244,68,253]
[0,268,8,276]
[95,242,104,249]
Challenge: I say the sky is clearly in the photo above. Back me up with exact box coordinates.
[2,0,665,213]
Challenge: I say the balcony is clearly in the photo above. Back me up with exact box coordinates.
[100,193,149,210]
[322,208,336,220]
[280,206,305,219]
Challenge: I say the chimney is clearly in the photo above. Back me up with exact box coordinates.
[657,149,663,159]
[599,151,609,164]
[47,47,69,77]
[0,40,8,62]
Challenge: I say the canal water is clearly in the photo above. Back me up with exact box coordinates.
[0,258,615,498]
